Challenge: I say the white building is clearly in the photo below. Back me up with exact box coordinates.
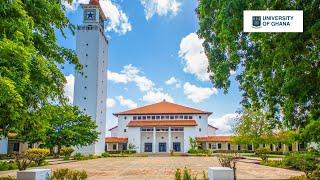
[73,0,107,155]
[106,100,217,153]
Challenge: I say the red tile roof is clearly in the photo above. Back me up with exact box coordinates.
[196,136,232,142]
[127,120,197,127]
[108,126,118,131]
[105,137,128,143]
[89,0,99,5]
[114,100,212,116]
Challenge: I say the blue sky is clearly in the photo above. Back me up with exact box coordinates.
[58,0,242,135]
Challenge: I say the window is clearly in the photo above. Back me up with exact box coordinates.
[124,116,127,120]
[189,116,192,119]
[86,54,88,56]
[161,116,165,119]
[209,144,212,149]
[147,116,151,119]
[13,143,19,151]
[84,97,86,100]
[199,128,201,132]
[28,143,33,148]
[85,65,88,67]
[184,116,188,119]
[247,144,253,151]
[85,75,87,78]
[228,143,231,150]
[170,116,174,119]
[133,116,137,120]
[238,145,241,151]
[84,86,87,89]
[86,43,88,46]
[165,116,169,119]
[83,108,86,111]
[212,143,217,149]
[179,115,183,119]
[175,116,179,119]
[124,129,126,132]
[142,116,146,120]
[138,116,141,120]
[156,116,160,119]
[113,144,117,150]
[218,143,221,149]
[152,116,156,120]
[199,116,202,119]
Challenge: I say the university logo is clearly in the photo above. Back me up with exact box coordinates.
[252,16,261,28]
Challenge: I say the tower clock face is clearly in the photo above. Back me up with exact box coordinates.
[84,9,96,21]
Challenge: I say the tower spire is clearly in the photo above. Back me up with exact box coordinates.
[89,0,99,5]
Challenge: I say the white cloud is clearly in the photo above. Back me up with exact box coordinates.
[142,90,174,103]
[107,70,128,83]
[108,64,154,92]
[208,113,240,135]
[140,0,181,20]
[179,33,210,81]
[183,82,217,103]
[165,77,181,88]
[107,98,116,108]
[116,96,137,109]
[62,0,131,35]
[64,74,75,104]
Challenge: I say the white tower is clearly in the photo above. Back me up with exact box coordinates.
[73,0,107,155]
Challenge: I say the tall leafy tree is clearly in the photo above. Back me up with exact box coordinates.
[197,0,320,129]
[24,105,99,156]
[0,0,81,136]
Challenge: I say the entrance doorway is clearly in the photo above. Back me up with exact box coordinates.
[145,143,152,152]
[173,142,181,152]
[159,143,166,152]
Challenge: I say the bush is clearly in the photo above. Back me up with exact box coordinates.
[101,152,110,157]
[0,176,16,180]
[255,148,270,161]
[73,153,98,161]
[25,148,50,166]
[13,153,31,171]
[0,161,18,171]
[50,168,87,180]
[60,147,74,160]
[174,168,182,180]
[283,152,320,177]
[106,150,136,154]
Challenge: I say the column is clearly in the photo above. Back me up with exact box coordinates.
[153,127,156,153]
[283,144,286,153]
[116,143,119,151]
[168,127,171,152]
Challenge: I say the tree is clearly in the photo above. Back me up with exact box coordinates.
[0,0,80,136]
[233,108,275,147]
[301,119,320,145]
[197,0,320,129]
[23,105,99,156]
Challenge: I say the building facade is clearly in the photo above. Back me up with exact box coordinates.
[106,100,217,153]
[73,0,108,155]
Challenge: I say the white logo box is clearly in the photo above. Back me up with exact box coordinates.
[243,10,303,32]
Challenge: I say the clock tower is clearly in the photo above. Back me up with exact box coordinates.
[73,0,108,155]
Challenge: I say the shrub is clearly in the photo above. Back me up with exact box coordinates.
[174,168,182,180]
[283,152,320,177]
[101,152,110,157]
[255,148,270,161]
[217,153,237,180]
[25,148,50,166]
[106,150,136,154]
[0,161,17,171]
[60,147,74,160]
[13,153,31,171]
[73,153,83,160]
[50,168,87,180]
[183,167,192,180]
[288,175,308,180]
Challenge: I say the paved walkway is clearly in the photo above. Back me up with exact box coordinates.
[0,156,304,179]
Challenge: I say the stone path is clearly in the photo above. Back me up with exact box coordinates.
[0,156,304,179]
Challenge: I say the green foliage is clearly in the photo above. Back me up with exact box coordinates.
[217,153,237,168]
[260,160,285,168]
[175,168,182,180]
[0,0,81,137]
[101,152,110,157]
[255,148,270,161]
[60,147,74,159]
[0,161,18,171]
[301,119,320,144]
[106,150,136,154]
[197,0,320,130]
[183,167,192,180]
[25,148,50,166]
[50,168,87,180]
[13,153,31,171]
[188,137,199,151]
[27,105,99,157]
[283,152,320,177]
[288,175,308,180]
[73,153,98,161]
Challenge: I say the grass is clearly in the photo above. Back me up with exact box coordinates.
[240,153,285,159]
